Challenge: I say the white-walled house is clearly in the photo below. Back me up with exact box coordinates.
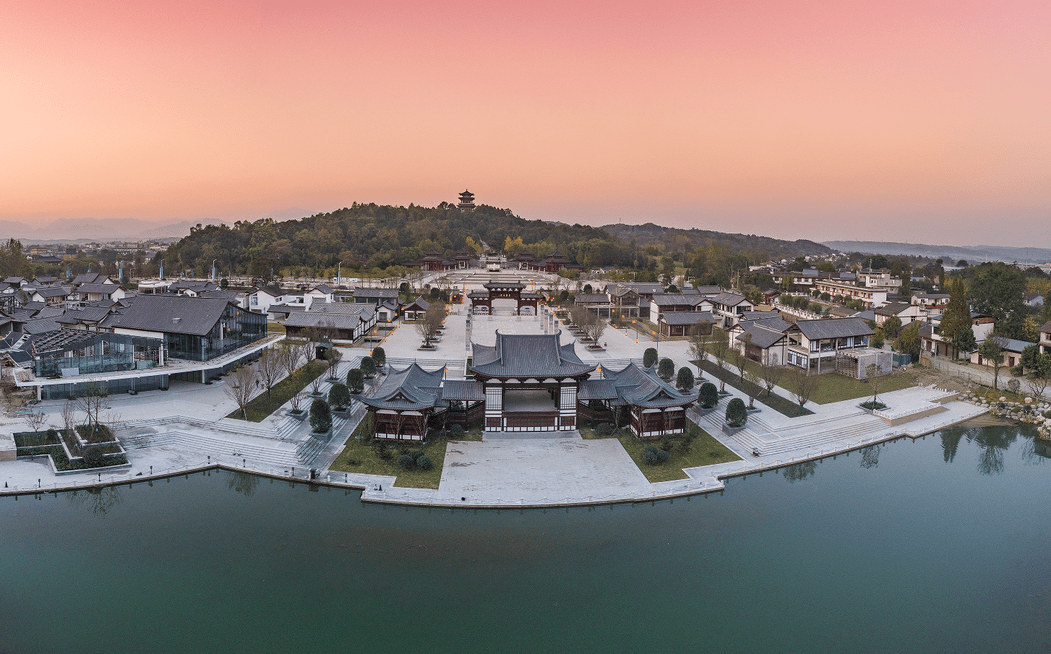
[874,302,926,326]
[246,285,283,314]
[784,318,875,372]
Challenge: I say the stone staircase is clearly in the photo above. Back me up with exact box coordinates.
[119,428,303,469]
[694,409,889,458]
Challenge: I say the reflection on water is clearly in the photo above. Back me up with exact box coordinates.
[973,427,1016,476]
[781,460,817,483]
[67,486,123,517]
[859,444,881,469]
[1025,438,1051,464]
[227,471,260,497]
[941,430,964,463]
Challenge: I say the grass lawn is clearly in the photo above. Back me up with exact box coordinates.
[696,359,814,417]
[267,322,286,334]
[583,422,739,482]
[702,354,920,406]
[328,416,483,489]
[809,368,919,404]
[227,359,328,422]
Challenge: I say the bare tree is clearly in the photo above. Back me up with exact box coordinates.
[788,368,822,411]
[61,399,77,436]
[709,328,731,393]
[225,365,259,420]
[288,391,306,415]
[734,350,761,409]
[1026,374,1049,400]
[759,361,785,400]
[865,362,883,406]
[310,363,327,395]
[257,349,283,399]
[325,347,343,380]
[688,322,713,378]
[416,303,446,347]
[24,410,48,434]
[76,383,108,440]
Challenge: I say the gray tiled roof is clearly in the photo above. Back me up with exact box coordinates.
[106,296,233,336]
[651,293,708,307]
[361,363,445,411]
[311,303,375,317]
[77,283,120,294]
[710,292,750,307]
[660,311,716,326]
[32,287,68,298]
[440,380,485,402]
[471,332,595,379]
[875,302,913,316]
[738,323,788,349]
[593,362,696,409]
[791,318,874,341]
[284,312,364,331]
[574,293,609,304]
[353,287,399,298]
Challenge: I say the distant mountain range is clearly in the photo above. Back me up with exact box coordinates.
[0,217,229,243]
[602,223,832,259]
[823,241,1051,264]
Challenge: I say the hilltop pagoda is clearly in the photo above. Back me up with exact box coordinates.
[458,189,475,211]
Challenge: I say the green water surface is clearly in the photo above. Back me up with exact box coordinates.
[2,425,1049,653]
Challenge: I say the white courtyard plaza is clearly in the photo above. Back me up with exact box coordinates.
[2,289,992,505]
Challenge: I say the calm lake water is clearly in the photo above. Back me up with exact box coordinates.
[2,424,1050,654]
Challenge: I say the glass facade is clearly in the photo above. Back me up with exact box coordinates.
[165,304,266,361]
[35,333,162,378]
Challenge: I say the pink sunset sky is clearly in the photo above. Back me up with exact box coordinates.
[2,0,1048,246]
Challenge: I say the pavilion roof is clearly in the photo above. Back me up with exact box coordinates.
[471,332,594,379]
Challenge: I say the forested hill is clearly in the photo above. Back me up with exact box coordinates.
[161,203,630,277]
[601,223,832,260]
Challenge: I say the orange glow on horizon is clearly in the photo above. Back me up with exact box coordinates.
[0,0,1048,246]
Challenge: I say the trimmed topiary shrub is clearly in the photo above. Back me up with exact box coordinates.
[416,455,433,470]
[309,398,332,434]
[449,424,465,439]
[371,346,386,368]
[360,357,376,379]
[410,450,424,462]
[643,348,658,368]
[725,397,747,428]
[396,454,415,469]
[676,366,695,392]
[346,368,365,393]
[699,382,719,409]
[376,442,393,460]
[597,422,614,436]
[658,358,675,380]
[328,383,351,411]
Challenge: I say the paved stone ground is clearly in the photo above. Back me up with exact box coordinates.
[0,272,997,505]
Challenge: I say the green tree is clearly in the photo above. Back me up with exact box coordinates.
[882,316,903,339]
[725,398,748,428]
[895,322,922,359]
[699,382,719,409]
[371,346,386,369]
[658,358,675,380]
[676,366,695,392]
[977,336,1007,390]
[643,347,658,368]
[309,398,332,434]
[360,356,376,379]
[346,367,365,393]
[939,277,973,357]
[969,262,1027,339]
[328,383,351,411]
[1020,344,1040,375]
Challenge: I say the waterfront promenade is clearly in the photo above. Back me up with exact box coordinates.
[1,310,989,506]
